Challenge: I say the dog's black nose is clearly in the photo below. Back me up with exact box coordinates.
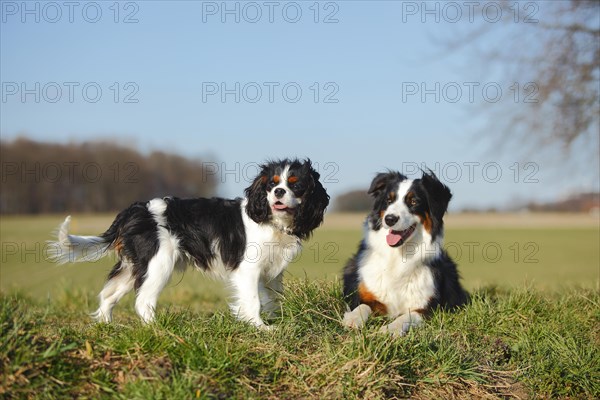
[274,188,286,199]
[384,214,399,227]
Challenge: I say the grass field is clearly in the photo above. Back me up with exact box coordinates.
[1,212,599,398]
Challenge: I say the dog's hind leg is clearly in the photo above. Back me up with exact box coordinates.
[92,260,135,323]
[134,235,178,324]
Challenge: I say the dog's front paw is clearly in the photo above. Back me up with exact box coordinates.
[257,323,274,331]
[379,321,410,337]
[342,304,372,329]
[343,312,365,329]
[379,312,423,336]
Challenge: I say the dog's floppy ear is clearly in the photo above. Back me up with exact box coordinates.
[293,159,330,239]
[368,171,407,197]
[368,173,391,197]
[244,165,271,224]
[367,172,391,230]
[420,169,452,238]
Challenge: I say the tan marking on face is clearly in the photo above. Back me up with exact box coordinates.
[273,175,280,184]
[406,191,416,206]
[419,211,432,233]
[288,176,298,184]
[388,191,396,204]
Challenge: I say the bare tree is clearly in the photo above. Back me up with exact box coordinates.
[436,0,599,157]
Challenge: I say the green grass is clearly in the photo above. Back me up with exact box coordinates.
[445,228,600,290]
[1,214,599,304]
[1,282,599,399]
[1,213,599,398]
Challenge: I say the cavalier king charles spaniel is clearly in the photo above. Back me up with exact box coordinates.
[50,159,329,329]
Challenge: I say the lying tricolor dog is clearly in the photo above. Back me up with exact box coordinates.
[49,159,329,329]
[343,170,468,335]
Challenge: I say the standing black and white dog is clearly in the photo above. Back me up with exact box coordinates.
[50,159,329,329]
[342,170,468,335]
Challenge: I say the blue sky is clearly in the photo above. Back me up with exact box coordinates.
[2,1,598,209]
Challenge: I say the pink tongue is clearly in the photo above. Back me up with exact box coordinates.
[273,203,287,210]
[386,231,403,246]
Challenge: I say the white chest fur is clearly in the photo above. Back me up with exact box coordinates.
[359,227,437,317]
[242,207,301,280]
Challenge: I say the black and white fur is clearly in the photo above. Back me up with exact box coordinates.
[49,159,329,329]
[342,170,468,336]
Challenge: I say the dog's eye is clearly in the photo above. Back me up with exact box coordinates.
[268,175,281,189]
[386,198,394,205]
[410,198,418,207]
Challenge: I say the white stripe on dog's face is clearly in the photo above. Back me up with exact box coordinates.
[382,179,419,231]
[267,165,301,212]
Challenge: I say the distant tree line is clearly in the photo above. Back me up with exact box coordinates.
[334,188,599,213]
[525,193,599,213]
[333,189,372,212]
[0,138,217,214]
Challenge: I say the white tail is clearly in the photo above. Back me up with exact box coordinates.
[47,216,111,264]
